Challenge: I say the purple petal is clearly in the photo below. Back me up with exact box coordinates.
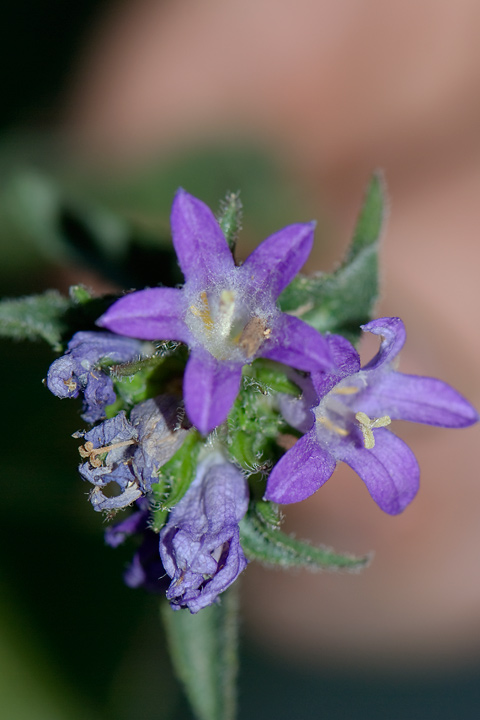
[265,431,336,504]
[361,317,406,370]
[339,427,419,514]
[277,373,317,434]
[359,370,479,428]
[105,507,149,548]
[183,349,242,433]
[171,189,235,285]
[97,287,190,342]
[262,314,332,372]
[240,222,315,299]
[311,333,361,399]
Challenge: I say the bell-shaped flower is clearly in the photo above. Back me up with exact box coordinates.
[46,331,145,423]
[159,451,249,613]
[77,396,188,511]
[265,317,478,514]
[98,189,332,434]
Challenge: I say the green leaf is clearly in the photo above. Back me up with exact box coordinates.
[240,501,371,572]
[0,290,70,350]
[217,191,243,251]
[279,172,385,342]
[161,586,239,720]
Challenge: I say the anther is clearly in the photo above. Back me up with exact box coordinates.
[79,439,136,467]
[332,385,359,395]
[317,416,349,437]
[189,291,214,332]
[63,377,77,392]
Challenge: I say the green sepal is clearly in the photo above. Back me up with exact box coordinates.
[245,358,301,396]
[161,585,239,720]
[240,500,371,571]
[217,191,243,252]
[227,372,285,473]
[279,172,385,342]
[0,290,70,350]
[151,432,202,532]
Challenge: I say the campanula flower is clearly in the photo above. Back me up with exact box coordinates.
[159,451,249,613]
[265,317,478,514]
[77,396,188,511]
[97,189,332,434]
[46,331,145,422]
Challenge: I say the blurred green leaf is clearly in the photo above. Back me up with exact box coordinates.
[279,173,385,342]
[240,501,371,571]
[0,290,70,350]
[217,191,243,252]
[161,586,239,720]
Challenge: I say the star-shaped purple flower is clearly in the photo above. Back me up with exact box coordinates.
[98,189,332,434]
[265,317,478,514]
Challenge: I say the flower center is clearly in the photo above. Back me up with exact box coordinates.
[187,288,272,361]
[315,383,391,449]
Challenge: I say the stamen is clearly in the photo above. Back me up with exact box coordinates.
[355,411,391,449]
[189,291,214,333]
[79,439,136,467]
[237,316,270,357]
[332,385,359,395]
[317,416,349,437]
[63,377,77,392]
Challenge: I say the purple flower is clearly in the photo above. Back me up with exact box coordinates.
[265,317,478,515]
[97,189,332,434]
[46,331,145,422]
[77,396,188,512]
[159,451,249,613]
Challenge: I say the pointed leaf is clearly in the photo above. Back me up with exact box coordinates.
[161,586,239,720]
[217,191,243,251]
[279,173,385,341]
[240,501,371,571]
[0,291,70,350]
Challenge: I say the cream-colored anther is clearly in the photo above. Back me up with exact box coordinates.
[332,385,359,395]
[355,411,391,449]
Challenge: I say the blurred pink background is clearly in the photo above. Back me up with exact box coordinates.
[64,0,480,673]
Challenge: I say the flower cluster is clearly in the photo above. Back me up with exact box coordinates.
[46,189,478,612]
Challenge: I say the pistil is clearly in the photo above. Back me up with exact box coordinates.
[355,411,391,449]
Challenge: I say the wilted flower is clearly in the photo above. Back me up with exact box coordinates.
[98,189,332,434]
[159,451,249,613]
[77,395,188,511]
[266,317,478,514]
[46,331,145,422]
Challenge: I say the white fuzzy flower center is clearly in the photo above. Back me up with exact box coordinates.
[186,288,272,361]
